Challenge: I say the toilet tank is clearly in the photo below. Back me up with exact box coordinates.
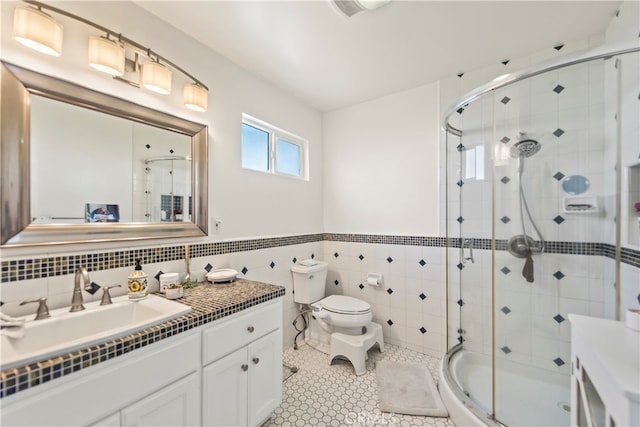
[290,261,328,304]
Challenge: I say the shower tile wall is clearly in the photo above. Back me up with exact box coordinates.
[440,24,640,382]
[493,59,608,376]
[494,65,609,243]
[440,36,604,369]
[494,251,606,374]
[447,247,492,355]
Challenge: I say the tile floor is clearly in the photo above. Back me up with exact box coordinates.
[264,343,456,427]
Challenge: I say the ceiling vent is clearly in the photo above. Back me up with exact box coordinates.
[331,0,391,18]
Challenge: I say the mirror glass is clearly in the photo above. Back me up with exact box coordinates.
[1,62,208,247]
[562,174,590,195]
[30,96,192,224]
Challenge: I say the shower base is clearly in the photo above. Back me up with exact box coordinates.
[441,348,570,426]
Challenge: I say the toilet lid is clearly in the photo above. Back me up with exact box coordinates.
[320,295,370,314]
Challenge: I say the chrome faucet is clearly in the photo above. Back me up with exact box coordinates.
[70,267,91,312]
[20,297,50,320]
[100,285,121,306]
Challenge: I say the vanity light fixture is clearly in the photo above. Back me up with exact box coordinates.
[141,59,172,95]
[88,36,125,76]
[13,5,63,56]
[183,83,208,112]
[12,0,209,112]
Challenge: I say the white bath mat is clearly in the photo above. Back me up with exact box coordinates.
[376,360,449,417]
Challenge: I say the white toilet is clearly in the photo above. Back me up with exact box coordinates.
[291,261,384,375]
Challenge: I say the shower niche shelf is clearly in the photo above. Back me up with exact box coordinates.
[562,196,599,214]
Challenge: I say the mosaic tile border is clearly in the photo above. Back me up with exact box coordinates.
[0,234,323,283]
[323,234,640,268]
[323,233,448,247]
[0,280,285,398]
[1,233,638,283]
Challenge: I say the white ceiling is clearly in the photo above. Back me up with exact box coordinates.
[137,1,621,112]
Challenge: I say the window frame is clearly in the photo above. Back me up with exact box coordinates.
[241,114,308,180]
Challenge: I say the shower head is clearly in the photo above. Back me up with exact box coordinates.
[510,139,540,158]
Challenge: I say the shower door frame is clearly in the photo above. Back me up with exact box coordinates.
[444,125,501,424]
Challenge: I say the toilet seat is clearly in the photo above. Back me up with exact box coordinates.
[319,295,370,315]
[311,295,372,329]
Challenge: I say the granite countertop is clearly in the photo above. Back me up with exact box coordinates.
[0,279,285,399]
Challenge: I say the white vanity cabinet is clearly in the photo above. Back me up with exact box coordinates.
[120,372,200,426]
[0,330,201,426]
[89,373,200,427]
[202,299,283,427]
[90,413,121,427]
[569,314,640,427]
[0,297,284,427]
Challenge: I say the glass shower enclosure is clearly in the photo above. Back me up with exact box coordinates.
[442,40,640,426]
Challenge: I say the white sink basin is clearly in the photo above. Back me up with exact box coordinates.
[1,294,191,370]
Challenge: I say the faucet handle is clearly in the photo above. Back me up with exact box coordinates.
[100,285,122,306]
[20,297,50,320]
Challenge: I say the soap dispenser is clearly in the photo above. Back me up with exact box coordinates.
[128,259,148,300]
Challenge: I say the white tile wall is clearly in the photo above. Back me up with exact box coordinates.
[323,241,447,358]
[0,241,324,351]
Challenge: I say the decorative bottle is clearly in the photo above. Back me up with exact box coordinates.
[128,259,148,300]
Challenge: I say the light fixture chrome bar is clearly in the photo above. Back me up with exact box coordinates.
[22,0,208,91]
[113,75,140,88]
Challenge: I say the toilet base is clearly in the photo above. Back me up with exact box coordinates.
[306,334,331,354]
[305,314,367,355]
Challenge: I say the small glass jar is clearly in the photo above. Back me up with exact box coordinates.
[165,284,184,300]
[159,272,180,294]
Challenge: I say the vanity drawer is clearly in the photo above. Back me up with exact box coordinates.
[202,299,282,365]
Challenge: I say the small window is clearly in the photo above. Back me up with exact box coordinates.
[241,114,307,179]
[241,123,270,172]
[276,137,301,176]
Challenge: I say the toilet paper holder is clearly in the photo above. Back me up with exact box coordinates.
[367,273,382,287]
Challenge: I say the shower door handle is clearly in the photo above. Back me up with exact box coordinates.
[462,238,475,264]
